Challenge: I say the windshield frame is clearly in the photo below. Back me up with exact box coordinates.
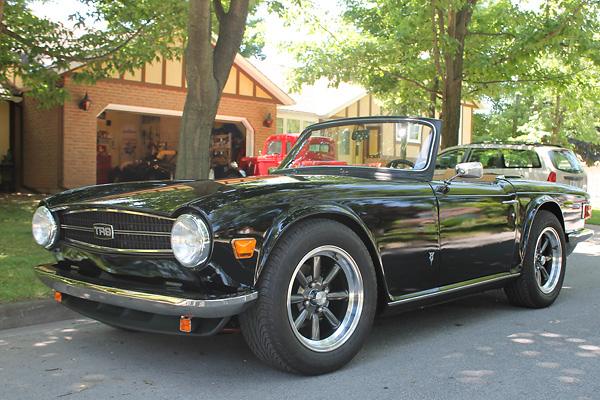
[274,116,442,181]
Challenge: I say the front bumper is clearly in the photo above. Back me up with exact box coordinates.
[566,228,594,256]
[34,264,258,319]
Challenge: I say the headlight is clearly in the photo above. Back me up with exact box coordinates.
[32,206,58,248]
[171,213,211,267]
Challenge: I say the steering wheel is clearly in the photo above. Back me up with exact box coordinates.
[386,159,415,169]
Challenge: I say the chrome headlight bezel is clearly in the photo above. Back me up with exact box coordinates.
[32,206,58,248]
[171,213,211,268]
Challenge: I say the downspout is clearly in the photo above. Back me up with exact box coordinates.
[57,104,68,190]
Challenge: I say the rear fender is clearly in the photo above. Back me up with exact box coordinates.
[519,195,564,265]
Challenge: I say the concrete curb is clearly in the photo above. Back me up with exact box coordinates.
[0,299,79,331]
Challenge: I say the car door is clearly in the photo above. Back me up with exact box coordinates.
[433,177,518,286]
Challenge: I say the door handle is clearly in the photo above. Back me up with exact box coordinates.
[502,199,518,205]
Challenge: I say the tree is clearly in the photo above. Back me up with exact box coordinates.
[1,0,189,103]
[285,0,600,149]
[176,0,249,179]
[472,57,600,145]
[1,0,263,179]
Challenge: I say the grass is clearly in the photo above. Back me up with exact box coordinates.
[587,207,600,226]
[0,193,54,303]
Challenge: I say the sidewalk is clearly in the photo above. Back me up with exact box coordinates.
[0,298,79,331]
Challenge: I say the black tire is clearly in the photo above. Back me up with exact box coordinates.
[239,219,377,375]
[504,211,566,308]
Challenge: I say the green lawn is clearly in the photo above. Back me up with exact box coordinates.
[0,193,54,303]
[587,207,600,226]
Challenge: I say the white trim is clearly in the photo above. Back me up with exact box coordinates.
[100,104,183,118]
[239,56,295,106]
[323,91,368,119]
[215,114,255,157]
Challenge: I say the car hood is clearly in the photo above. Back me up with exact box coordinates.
[42,175,312,215]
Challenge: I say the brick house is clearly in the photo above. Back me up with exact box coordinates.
[9,54,293,192]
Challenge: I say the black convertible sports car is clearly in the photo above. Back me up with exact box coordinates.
[32,116,593,375]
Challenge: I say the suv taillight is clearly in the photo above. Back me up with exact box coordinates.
[547,171,557,182]
[583,204,593,220]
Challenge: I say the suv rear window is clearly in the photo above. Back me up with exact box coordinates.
[500,149,541,168]
[550,150,584,173]
[468,149,499,168]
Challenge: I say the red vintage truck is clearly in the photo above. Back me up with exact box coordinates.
[240,133,344,176]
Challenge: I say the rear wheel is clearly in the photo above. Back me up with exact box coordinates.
[504,211,566,308]
[240,219,377,375]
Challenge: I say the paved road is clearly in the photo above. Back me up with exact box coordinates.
[2,230,600,399]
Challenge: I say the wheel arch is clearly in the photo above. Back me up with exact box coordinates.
[519,196,565,263]
[255,207,390,313]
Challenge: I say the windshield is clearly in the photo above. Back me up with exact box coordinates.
[278,120,435,172]
[266,140,283,155]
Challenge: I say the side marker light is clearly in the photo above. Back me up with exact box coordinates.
[231,238,257,259]
[55,292,62,303]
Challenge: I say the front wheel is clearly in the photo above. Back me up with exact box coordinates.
[240,219,377,375]
[504,211,566,308]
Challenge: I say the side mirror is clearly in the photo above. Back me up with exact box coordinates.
[437,162,483,194]
[455,162,483,179]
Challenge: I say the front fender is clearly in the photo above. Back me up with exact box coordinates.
[254,204,381,284]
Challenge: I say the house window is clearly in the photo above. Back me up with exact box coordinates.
[287,119,300,134]
[276,118,284,134]
[408,124,421,143]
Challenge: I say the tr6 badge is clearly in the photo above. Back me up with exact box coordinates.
[93,223,114,240]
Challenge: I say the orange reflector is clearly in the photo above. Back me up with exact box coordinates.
[55,291,62,303]
[231,238,257,259]
[180,316,193,333]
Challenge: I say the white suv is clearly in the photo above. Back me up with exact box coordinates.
[436,142,587,190]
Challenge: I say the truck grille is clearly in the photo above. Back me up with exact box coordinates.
[58,209,174,253]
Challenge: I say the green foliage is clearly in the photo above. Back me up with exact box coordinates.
[281,0,600,145]
[1,0,267,106]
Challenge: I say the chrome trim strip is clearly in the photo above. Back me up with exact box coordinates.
[35,264,257,318]
[388,272,517,306]
[65,239,173,255]
[62,208,175,221]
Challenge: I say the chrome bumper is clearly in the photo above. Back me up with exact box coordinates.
[566,228,594,256]
[34,264,258,318]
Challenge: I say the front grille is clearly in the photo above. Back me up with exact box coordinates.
[58,209,174,253]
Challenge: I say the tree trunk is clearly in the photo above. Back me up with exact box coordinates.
[439,1,476,150]
[176,0,249,180]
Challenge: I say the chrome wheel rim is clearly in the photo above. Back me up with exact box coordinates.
[534,227,562,294]
[287,245,364,352]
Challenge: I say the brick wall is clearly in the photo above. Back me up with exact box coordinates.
[24,75,278,191]
[21,98,61,192]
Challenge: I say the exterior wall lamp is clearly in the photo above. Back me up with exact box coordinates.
[79,92,92,111]
[263,113,273,128]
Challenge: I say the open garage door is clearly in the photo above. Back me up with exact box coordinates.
[96,105,252,184]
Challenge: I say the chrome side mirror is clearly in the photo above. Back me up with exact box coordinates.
[454,162,483,180]
[438,162,484,193]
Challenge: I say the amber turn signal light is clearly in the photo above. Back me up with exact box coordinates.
[180,315,193,333]
[55,291,62,303]
[231,238,257,259]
